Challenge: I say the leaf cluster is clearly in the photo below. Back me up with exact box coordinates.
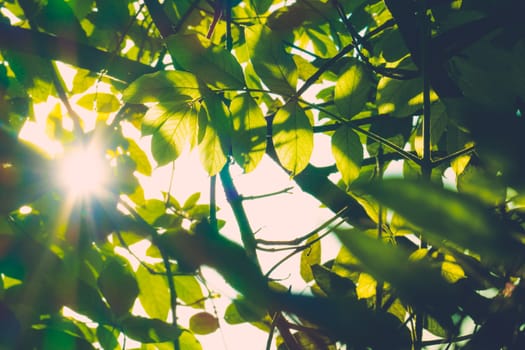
[1,0,525,349]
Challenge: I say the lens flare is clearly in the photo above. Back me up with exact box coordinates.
[58,145,108,198]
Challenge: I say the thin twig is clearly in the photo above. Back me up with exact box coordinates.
[256,208,347,247]
[241,187,294,201]
[333,0,419,80]
[263,225,337,277]
[209,175,218,231]
[431,145,476,168]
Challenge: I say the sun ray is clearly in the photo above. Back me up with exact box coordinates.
[57,143,109,198]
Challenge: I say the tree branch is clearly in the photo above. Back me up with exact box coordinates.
[0,23,155,83]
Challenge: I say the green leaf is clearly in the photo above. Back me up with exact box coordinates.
[71,280,112,323]
[457,162,506,206]
[126,138,152,176]
[376,75,438,117]
[359,179,521,263]
[72,69,97,94]
[356,273,377,299]
[121,315,179,343]
[136,264,170,321]
[96,325,121,350]
[179,330,203,350]
[300,233,321,282]
[334,59,374,118]
[245,24,298,95]
[123,71,202,104]
[441,259,466,283]
[174,275,205,308]
[148,101,199,166]
[189,312,220,335]
[224,298,266,324]
[331,125,363,187]
[166,33,245,89]
[182,192,201,210]
[311,264,356,298]
[366,117,413,156]
[336,228,459,326]
[272,102,313,176]
[142,96,193,135]
[198,99,229,175]
[230,93,267,172]
[98,258,139,317]
[77,93,120,113]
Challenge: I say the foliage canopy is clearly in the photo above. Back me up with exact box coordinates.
[1,0,525,349]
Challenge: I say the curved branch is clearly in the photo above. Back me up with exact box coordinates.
[0,23,155,83]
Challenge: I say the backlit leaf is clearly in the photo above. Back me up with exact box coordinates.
[246,24,298,95]
[331,125,363,187]
[376,75,438,116]
[300,233,321,282]
[148,101,199,166]
[126,138,152,176]
[230,93,267,173]
[179,330,203,350]
[198,107,228,176]
[272,102,313,176]
[174,275,205,308]
[441,260,466,283]
[123,71,202,104]
[334,59,374,118]
[136,264,170,321]
[356,273,377,299]
[98,258,139,317]
[166,34,245,89]
[77,93,120,113]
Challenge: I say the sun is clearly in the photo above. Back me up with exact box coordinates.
[57,144,109,198]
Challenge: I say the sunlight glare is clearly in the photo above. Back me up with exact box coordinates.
[58,146,108,197]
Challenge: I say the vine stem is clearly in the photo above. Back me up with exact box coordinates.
[416,2,431,349]
[218,163,302,350]
[219,164,258,264]
[375,146,384,312]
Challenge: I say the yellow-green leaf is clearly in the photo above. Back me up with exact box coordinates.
[334,59,374,118]
[356,273,377,299]
[272,102,313,176]
[331,125,363,187]
[441,261,466,283]
[230,93,267,173]
[136,264,170,321]
[123,71,202,104]
[376,76,438,117]
[246,24,298,95]
[127,138,152,176]
[198,110,228,176]
[77,93,120,113]
[166,34,245,89]
[174,275,205,308]
[148,101,199,166]
[299,234,321,282]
